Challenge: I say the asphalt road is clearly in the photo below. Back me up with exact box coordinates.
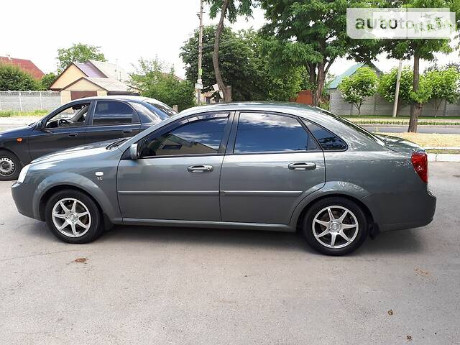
[362,125,460,134]
[1,163,459,345]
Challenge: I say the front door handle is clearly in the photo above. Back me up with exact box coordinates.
[68,133,78,137]
[123,130,133,134]
[288,162,316,170]
[187,165,214,173]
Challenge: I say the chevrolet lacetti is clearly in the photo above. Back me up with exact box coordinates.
[11,103,436,255]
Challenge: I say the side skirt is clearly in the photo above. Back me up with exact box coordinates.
[118,218,294,232]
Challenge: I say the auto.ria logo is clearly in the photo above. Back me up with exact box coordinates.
[347,8,456,39]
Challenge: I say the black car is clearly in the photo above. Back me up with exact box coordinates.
[0,96,176,180]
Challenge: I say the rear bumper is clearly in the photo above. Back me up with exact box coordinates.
[365,189,436,233]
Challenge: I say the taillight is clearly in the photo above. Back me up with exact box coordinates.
[411,152,428,183]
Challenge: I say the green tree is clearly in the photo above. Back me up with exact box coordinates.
[206,0,256,101]
[339,67,378,115]
[39,72,56,90]
[57,43,106,73]
[381,0,460,132]
[0,64,39,91]
[425,67,460,116]
[131,58,195,111]
[378,67,414,114]
[180,26,303,102]
[260,0,382,106]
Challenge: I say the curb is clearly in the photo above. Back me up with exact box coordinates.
[428,153,460,162]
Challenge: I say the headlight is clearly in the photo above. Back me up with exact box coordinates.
[17,164,31,183]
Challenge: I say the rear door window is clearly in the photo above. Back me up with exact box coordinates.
[92,101,139,126]
[234,112,317,153]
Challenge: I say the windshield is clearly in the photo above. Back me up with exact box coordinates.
[315,108,385,146]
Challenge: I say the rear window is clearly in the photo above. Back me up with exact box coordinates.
[314,108,384,146]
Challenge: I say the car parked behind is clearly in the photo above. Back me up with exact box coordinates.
[0,96,176,180]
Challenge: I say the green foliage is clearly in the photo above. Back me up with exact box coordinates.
[260,0,382,105]
[0,109,48,117]
[131,59,195,111]
[39,73,57,90]
[180,26,303,102]
[410,75,432,105]
[206,0,256,22]
[425,67,460,114]
[57,43,106,73]
[0,64,39,91]
[339,67,378,115]
[378,67,414,104]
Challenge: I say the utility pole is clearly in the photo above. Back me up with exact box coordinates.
[196,0,204,105]
[392,60,403,118]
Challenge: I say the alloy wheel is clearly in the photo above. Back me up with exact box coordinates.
[51,198,92,238]
[312,205,359,249]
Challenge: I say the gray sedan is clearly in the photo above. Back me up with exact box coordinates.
[11,103,436,255]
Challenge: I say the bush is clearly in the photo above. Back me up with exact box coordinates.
[0,64,39,91]
[131,59,195,111]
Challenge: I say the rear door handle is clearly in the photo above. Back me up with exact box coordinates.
[288,162,316,170]
[187,165,214,173]
[68,133,78,137]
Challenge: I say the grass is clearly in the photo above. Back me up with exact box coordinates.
[378,132,460,148]
[0,110,48,117]
[346,117,460,126]
[345,115,460,119]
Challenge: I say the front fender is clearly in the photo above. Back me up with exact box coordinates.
[288,181,374,228]
[32,172,121,220]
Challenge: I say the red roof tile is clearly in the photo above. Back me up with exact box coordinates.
[0,56,45,80]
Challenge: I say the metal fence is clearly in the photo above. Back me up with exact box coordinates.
[0,91,61,112]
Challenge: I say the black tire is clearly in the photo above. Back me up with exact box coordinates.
[45,189,104,244]
[0,150,21,181]
[302,197,368,256]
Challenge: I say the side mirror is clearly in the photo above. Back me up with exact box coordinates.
[129,143,140,160]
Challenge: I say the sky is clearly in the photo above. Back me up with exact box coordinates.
[1,0,458,80]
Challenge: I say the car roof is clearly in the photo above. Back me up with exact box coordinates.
[70,95,153,103]
[180,102,318,115]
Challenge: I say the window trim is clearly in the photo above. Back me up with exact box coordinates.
[135,112,234,160]
[227,111,323,156]
[89,100,140,127]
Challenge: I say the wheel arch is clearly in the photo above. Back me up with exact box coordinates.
[293,193,376,235]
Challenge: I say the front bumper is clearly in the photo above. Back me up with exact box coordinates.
[11,182,37,219]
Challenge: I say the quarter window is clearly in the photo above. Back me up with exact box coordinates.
[139,115,229,158]
[93,101,138,126]
[304,120,347,151]
[234,113,316,153]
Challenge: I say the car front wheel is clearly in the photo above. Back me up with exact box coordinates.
[45,190,103,244]
[0,150,21,181]
[302,197,368,256]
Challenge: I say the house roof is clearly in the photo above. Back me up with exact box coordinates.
[88,60,130,82]
[63,77,136,93]
[328,62,381,89]
[0,56,44,79]
[74,62,106,78]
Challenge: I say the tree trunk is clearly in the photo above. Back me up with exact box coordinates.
[315,62,325,107]
[408,53,420,132]
[213,0,231,102]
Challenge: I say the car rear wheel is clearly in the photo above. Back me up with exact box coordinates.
[45,190,103,244]
[302,197,368,256]
[0,150,21,181]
